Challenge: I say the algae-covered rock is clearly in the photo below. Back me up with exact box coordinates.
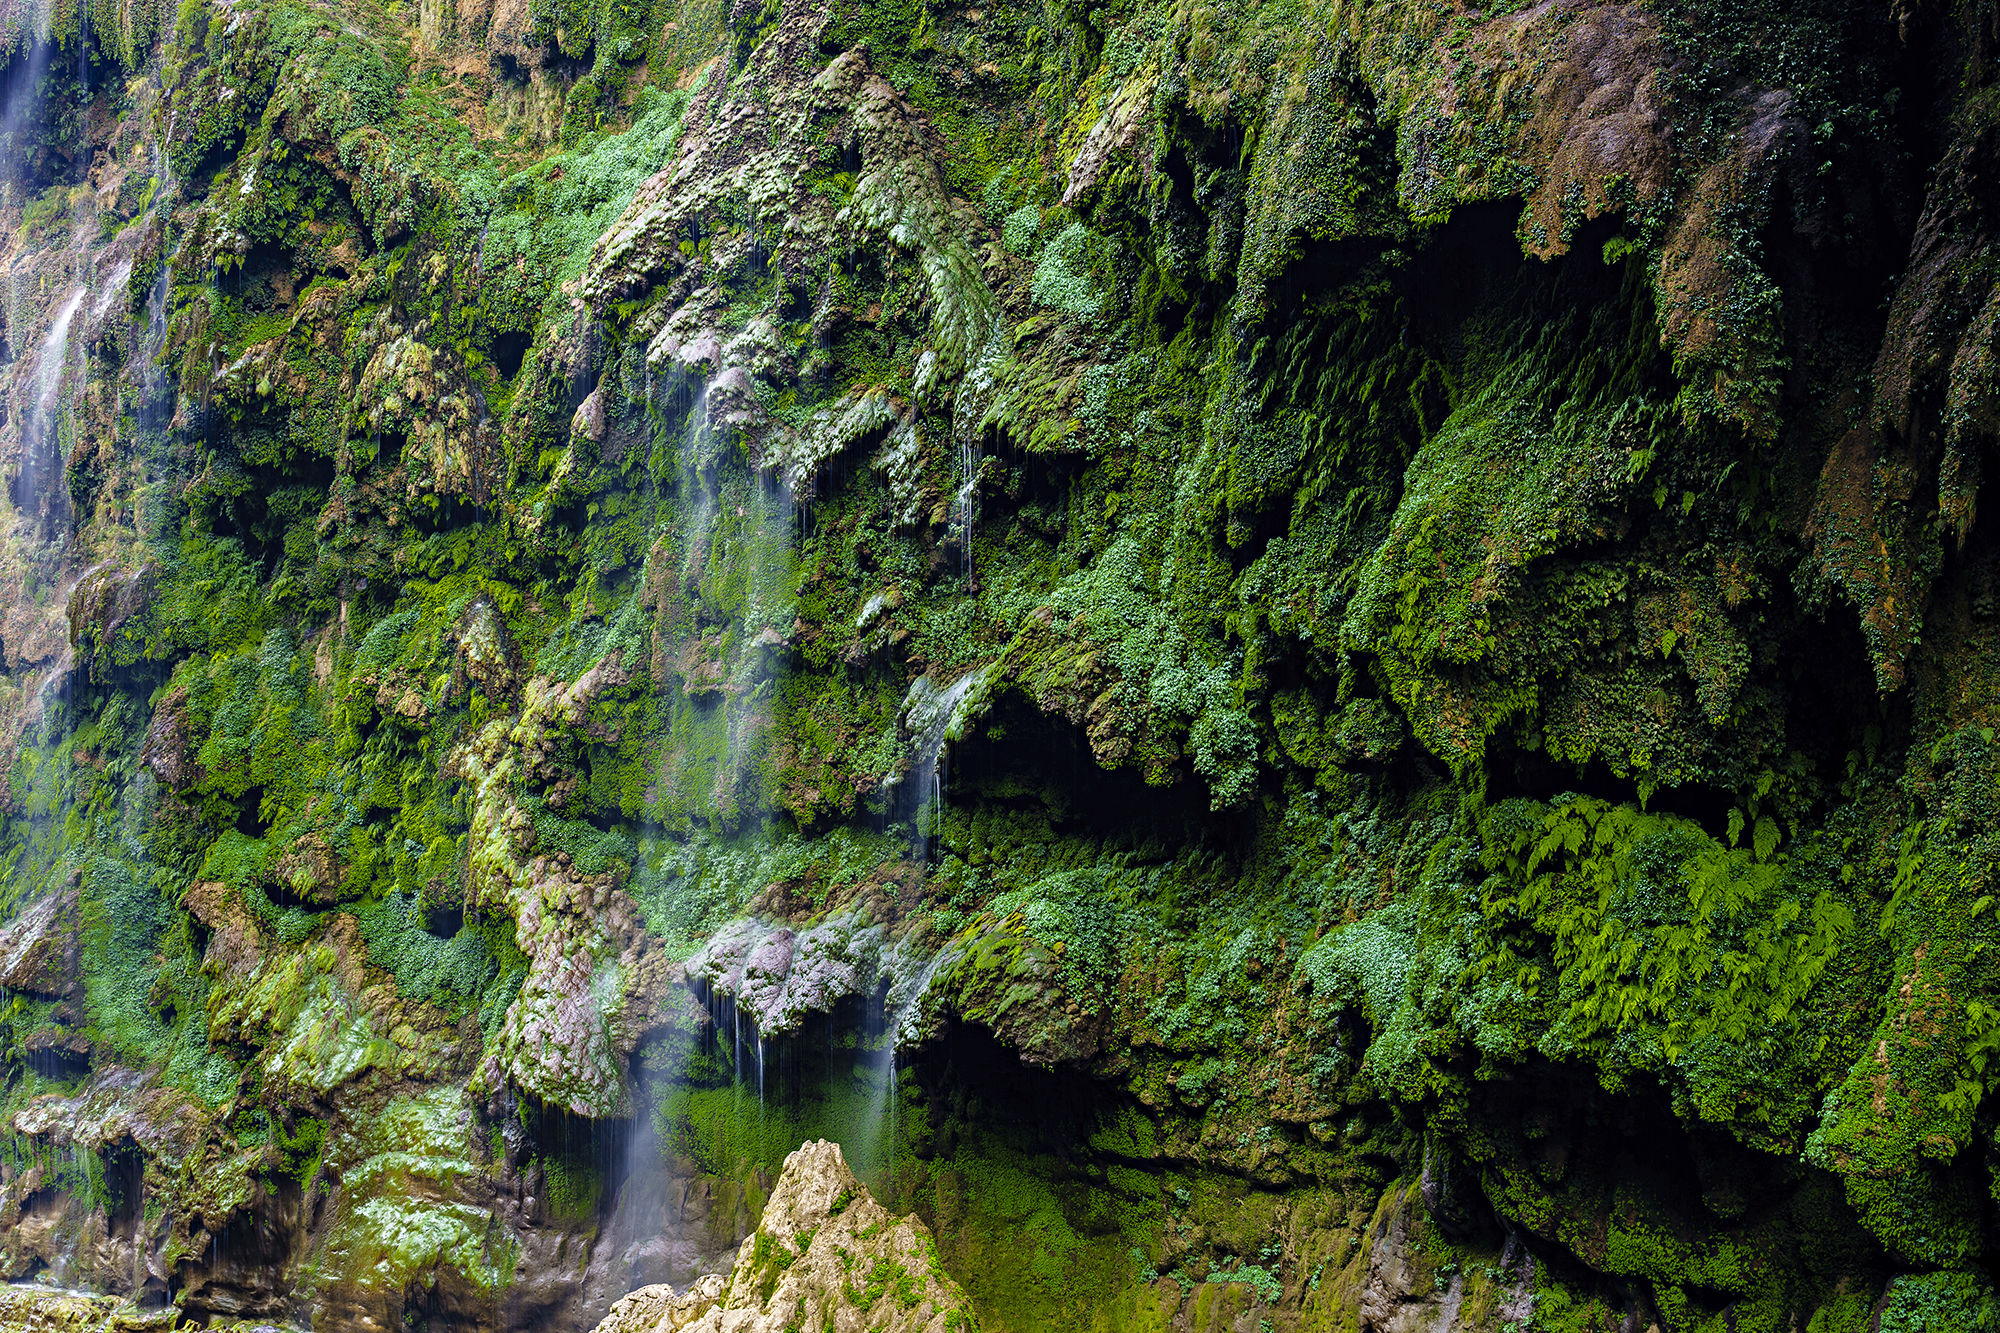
[0,888,78,997]
[593,1140,975,1333]
[592,1276,726,1333]
[2,0,1998,1322]
[0,1285,174,1333]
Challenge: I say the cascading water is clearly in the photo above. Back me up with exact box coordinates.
[579,1033,730,1319]
[0,36,51,205]
[850,987,896,1197]
[949,421,979,586]
[584,337,806,1304]
[848,947,947,1203]
[889,669,982,859]
[16,284,82,538]
[0,22,191,1300]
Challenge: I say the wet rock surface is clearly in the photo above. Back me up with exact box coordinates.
[0,1285,176,1333]
[0,0,1987,1325]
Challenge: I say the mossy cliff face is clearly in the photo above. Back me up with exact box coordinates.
[0,0,1992,1327]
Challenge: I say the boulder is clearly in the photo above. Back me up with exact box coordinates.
[594,1277,726,1333]
[590,1140,978,1333]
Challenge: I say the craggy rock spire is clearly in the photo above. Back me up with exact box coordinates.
[590,1140,977,1333]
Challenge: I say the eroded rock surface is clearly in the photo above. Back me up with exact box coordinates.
[593,1141,975,1333]
[0,0,1992,1327]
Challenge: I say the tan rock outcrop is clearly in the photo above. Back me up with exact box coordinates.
[595,1275,727,1333]
[591,1140,978,1333]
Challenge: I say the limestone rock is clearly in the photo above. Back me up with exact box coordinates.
[593,1141,977,1333]
[0,1284,173,1333]
[689,907,946,1050]
[0,888,78,998]
[594,1276,726,1333]
[137,684,204,790]
[65,562,156,687]
[698,1139,974,1332]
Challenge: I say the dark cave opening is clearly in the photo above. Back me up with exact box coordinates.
[491,329,532,381]
[0,37,94,197]
[226,243,299,314]
[945,687,1228,857]
[260,875,313,912]
[234,787,268,838]
[912,1020,1114,1165]
[104,1141,145,1239]
[518,1097,627,1207]
[191,425,338,584]
[1454,1057,1893,1317]
[23,1045,89,1081]
[185,914,213,963]
[176,1181,309,1326]
[371,430,408,470]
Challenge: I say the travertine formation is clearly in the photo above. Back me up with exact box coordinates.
[0,0,1997,1327]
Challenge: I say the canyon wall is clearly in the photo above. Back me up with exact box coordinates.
[0,0,1987,1327]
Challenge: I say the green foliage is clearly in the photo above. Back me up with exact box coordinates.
[1045,537,1258,805]
[539,1149,605,1223]
[1338,245,1699,786]
[1030,221,1108,317]
[276,1115,326,1185]
[990,870,1125,996]
[1206,1258,1282,1305]
[354,892,517,1016]
[529,806,635,880]
[1298,900,1417,1024]
[748,1228,799,1302]
[479,87,688,329]
[1876,1272,2000,1333]
[1002,205,1041,255]
[76,856,172,1059]
[1461,797,1852,1081]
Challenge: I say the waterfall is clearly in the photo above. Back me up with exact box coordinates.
[592,1075,685,1300]
[849,951,944,1204]
[849,986,895,1198]
[16,285,82,537]
[0,39,51,204]
[948,421,979,586]
[608,339,799,1276]
[891,670,981,859]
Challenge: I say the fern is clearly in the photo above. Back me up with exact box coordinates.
[1472,796,1853,1065]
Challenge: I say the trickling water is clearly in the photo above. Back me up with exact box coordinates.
[0,39,51,204]
[849,978,925,1201]
[589,1080,688,1309]
[17,285,83,536]
[87,262,129,328]
[950,423,980,585]
[890,670,981,858]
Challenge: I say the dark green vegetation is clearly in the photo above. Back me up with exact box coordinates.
[0,0,1996,1327]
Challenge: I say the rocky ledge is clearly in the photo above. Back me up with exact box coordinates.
[0,1285,178,1333]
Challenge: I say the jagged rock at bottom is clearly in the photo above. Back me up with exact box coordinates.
[592,1139,976,1333]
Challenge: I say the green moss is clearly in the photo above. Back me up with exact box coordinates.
[5,0,1998,1324]
[277,1115,327,1185]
